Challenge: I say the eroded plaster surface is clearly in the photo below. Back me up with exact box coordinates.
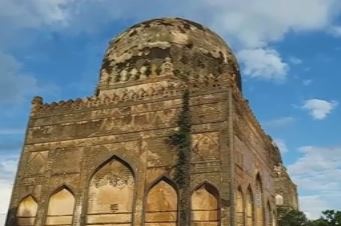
[6,18,298,226]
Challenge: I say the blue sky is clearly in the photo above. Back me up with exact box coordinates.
[1,0,341,223]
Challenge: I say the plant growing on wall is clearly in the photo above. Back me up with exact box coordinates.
[169,89,191,226]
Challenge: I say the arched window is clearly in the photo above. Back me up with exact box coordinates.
[236,187,245,226]
[255,175,265,226]
[45,187,75,226]
[246,187,255,226]
[145,178,178,226]
[87,157,135,225]
[16,195,38,226]
[191,183,220,226]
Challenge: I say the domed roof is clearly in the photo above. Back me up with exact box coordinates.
[98,17,241,93]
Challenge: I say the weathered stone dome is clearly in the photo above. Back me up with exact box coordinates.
[98,17,241,92]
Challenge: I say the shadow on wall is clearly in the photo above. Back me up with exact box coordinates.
[5,207,18,226]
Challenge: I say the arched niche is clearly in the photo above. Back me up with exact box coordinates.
[144,178,178,226]
[236,187,245,226]
[86,156,135,226]
[255,175,265,226]
[191,183,220,226]
[16,195,38,226]
[246,187,255,226]
[45,187,75,226]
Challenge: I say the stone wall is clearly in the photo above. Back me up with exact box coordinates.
[7,78,235,226]
[232,89,278,226]
[6,17,298,226]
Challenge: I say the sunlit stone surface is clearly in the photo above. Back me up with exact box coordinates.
[46,188,75,226]
[6,17,298,226]
[16,196,37,226]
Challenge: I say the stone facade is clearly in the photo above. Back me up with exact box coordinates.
[6,18,298,226]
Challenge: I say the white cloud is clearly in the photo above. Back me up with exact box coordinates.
[0,0,340,86]
[0,0,339,108]
[288,146,341,219]
[273,138,288,154]
[328,25,341,37]
[0,0,70,50]
[0,0,68,29]
[0,52,38,104]
[0,179,12,226]
[264,116,295,128]
[1,0,340,47]
[302,99,338,120]
[208,0,340,48]
[237,48,289,81]
[0,154,19,225]
[0,157,18,178]
[64,0,336,48]
[290,146,341,175]
[52,0,338,83]
[0,52,60,105]
[300,195,330,219]
[289,57,303,65]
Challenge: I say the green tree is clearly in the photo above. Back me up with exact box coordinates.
[168,89,191,226]
[308,219,329,226]
[169,89,191,188]
[279,210,341,226]
[279,209,341,226]
[279,210,310,226]
[317,210,341,226]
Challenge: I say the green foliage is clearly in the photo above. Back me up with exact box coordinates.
[168,89,191,226]
[309,219,329,226]
[318,210,341,226]
[169,89,191,188]
[279,210,341,226]
[279,210,310,226]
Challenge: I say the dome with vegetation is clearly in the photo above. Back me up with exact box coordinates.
[98,17,242,91]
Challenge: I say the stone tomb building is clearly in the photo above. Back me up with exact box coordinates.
[6,18,298,226]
